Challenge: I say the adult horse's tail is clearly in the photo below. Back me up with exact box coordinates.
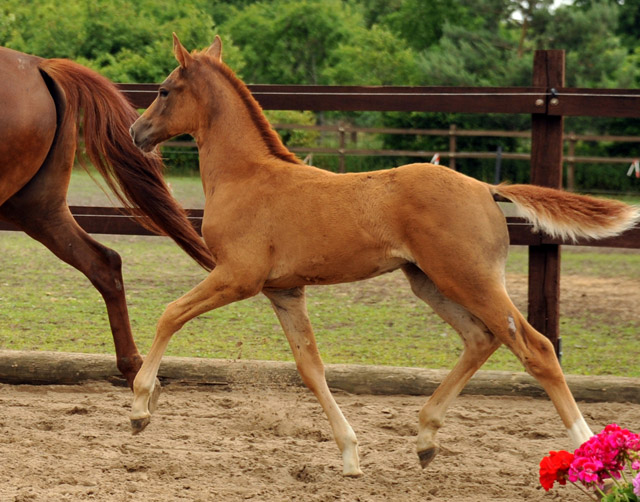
[492,183,640,242]
[38,58,214,271]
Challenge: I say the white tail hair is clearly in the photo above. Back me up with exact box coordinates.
[491,184,640,243]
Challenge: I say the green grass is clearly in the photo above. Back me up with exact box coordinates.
[67,169,206,208]
[0,170,638,378]
[1,231,638,377]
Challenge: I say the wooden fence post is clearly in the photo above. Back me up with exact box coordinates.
[528,50,565,360]
[338,121,346,173]
[449,124,457,171]
[567,132,577,191]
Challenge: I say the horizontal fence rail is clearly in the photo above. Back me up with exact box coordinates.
[1,207,638,248]
[119,83,640,117]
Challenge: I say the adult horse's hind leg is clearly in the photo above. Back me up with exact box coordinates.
[401,264,502,467]
[1,202,143,386]
[0,109,143,387]
[263,287,362,477]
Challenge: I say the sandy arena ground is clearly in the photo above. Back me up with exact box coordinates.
[1,246,638,501]
[1,379,639,502]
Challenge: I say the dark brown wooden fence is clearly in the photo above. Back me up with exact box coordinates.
[2,49,639,361]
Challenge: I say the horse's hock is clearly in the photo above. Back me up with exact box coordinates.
[0,350,638,404]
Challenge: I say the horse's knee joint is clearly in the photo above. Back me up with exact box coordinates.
[522,357,559,380]
[159,303,184,333]
[103,246,123,270]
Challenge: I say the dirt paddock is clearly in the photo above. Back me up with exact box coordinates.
[1,378,639,502]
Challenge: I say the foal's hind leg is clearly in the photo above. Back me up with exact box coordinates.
[263,287,362,477]
[402,264,501,467]
[414,261,593,451]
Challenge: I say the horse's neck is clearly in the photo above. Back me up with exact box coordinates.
[197,123,267,172]
[195,116,270,196]
[194,84,292,184]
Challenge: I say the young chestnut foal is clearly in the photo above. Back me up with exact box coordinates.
[129,34,640,476]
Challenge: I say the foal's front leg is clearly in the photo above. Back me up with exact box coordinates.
[130,266,262,432]
[263,287,362,477]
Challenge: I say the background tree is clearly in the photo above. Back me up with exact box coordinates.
[322,24,418,85]
[0,0,637,190]
[220,0,362,84]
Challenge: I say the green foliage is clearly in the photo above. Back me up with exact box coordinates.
[222,0,363,84]
[415,24,532,87]
[532,1,637,88]
[266,110,320,149]
[0,0,244,83]
[1,0,639,191]
[378,0,470,51]
[323,24,418,85]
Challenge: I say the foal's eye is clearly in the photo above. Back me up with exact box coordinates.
[158,88,169,98]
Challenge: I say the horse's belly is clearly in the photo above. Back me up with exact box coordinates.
[264,251,409,289]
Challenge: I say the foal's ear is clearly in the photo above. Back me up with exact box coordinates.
[172,32,193,69]
[206,35,223,62]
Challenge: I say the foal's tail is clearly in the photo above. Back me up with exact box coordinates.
[491,184,640,242]
[38,58,214,271]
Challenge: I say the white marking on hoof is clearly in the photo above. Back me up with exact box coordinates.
[568,417,593,448]
[342,444,362,477]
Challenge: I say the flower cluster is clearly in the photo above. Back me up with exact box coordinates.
[539,424,640,501]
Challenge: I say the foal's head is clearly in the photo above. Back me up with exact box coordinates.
[130,34,224,152]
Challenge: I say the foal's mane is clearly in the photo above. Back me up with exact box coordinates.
[196,52,302,165]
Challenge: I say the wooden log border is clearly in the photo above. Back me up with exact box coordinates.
[0,350,637,404]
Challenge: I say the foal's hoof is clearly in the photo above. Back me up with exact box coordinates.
[417,447,439,468]
[343,466,364,478]
[130,416,151,435]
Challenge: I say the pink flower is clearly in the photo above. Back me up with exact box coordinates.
[569,423,640,486]
[569,456,604,485]
[540,424,640,498]
[633,472,640,497]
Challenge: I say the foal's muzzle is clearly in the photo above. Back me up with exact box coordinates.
[130,119,155,153]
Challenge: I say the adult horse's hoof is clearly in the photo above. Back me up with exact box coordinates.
[418,446,439,468]
[130,416,151,435]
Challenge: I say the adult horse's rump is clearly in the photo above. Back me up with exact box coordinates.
[0,46,213,386]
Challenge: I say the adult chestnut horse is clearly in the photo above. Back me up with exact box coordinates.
[0,46,213,387]
[129,34,640,476]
